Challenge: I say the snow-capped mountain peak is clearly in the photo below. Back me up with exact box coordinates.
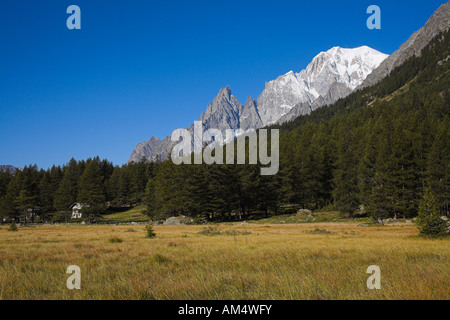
[257,46,388,125]
[129,45,388,162]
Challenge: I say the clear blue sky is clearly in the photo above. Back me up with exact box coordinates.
[0,0,446,169]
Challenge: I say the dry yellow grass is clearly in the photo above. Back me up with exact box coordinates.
[0,223,448,300]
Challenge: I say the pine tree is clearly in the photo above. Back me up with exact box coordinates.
[77,160,105,221]
[14,190,34,224]
[390,118,420,218]
[358,131,378,213]
[0,176,20,223]
[0,170,12,223]
[367,171,392,223]
[107,166,131,206]
[39,172,55,213]
[145,224,156,238]
[54,159,79,222]
[417,188,448,237]
[143,177,164,221]
[425,120,450,217]
[128,158,149,204]
[332,118,361,218]
[0,169,11,199]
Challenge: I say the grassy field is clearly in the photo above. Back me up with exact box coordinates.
[100,205,149,223]
[0,222,448,300]
[249,211,359,224]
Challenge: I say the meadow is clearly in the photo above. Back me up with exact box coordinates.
[0,222,448,300]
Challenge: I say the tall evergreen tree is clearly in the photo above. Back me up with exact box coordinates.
[426,119,450,216]
[332,118,361,218]
[77,160,106,220]
[39,172,55,213]
[417,188,448,237]
[54,159,80,221]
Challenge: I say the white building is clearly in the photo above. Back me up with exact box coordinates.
[70,203,87,219]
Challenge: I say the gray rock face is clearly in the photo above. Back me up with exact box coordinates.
[260,46,388,125]
[0,165,18,173]
[199,86,242,133]
[128,86,263,162]
[239,97,263,131]
[360,1,450,89]
[129,3,448,163]
[277,82,353,124]
[129,136,174,162]
[129,47,387,162]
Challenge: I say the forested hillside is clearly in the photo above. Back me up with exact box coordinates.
[275,30,449,219]
[0,31,448,224]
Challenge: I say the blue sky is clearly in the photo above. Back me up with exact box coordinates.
[0,0,446,169]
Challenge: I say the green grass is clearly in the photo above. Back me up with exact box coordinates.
[101,205,149,223]
[100,206,354,225]
[250,211,367,224]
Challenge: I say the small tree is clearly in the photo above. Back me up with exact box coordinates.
[417,189,448,237]
[8,221,18,232]
[145,224,156,238]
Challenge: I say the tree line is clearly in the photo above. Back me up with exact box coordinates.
[0,31,448,225]
[0,158,156,223]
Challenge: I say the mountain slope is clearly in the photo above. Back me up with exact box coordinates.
[258,46,388,125]
[129,86,256,162]
[268,46,388,124]
[360,1,450,89]
[0,165,18,173]
[129,46,387,162]
[134,30,450,225]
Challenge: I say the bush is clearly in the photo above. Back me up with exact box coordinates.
[198,226,221,235]
[152,254,171,264]
[307,228,335,235]
[223,229,252,236]
[193,215,205,225]
[145,224,156,238]
[108,237,123,243]
[417,189,449,237]
[8,222,18,232]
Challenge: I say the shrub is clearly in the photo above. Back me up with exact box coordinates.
[8,222,18,232]
[152,254,171,264]
[108,237,123,243]
[145,224,156,238]
[308,228,335,235]
[223,229,252,236]
[198,226,221,235]
[193,215,204,225]
[197,226,251,236]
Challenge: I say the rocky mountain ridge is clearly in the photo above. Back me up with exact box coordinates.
[360,1,450,88]
[129,46,388,162]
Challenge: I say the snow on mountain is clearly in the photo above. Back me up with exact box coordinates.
[0,165,19,173]
[129,46,388,162]
[360,1,450,89]
[257,46,388,125]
